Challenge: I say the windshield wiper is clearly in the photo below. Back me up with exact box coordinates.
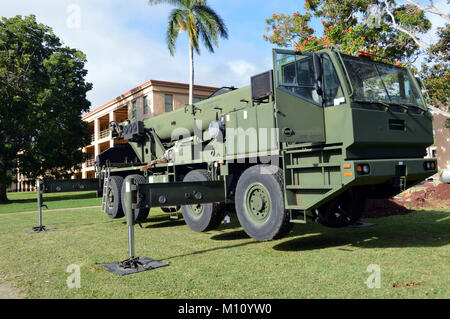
[386,102,410,111]
[353,99,393,111]
[388,102,426,112]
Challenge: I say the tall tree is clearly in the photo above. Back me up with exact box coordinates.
[0,15,92,203]
[149,0,228,105]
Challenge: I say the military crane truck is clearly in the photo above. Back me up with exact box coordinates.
[96,48,437,241]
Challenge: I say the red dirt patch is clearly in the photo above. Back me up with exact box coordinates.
[362,183,450,218]
[396,183,450,209]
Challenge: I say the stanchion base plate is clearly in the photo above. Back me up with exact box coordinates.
[103,257,168,276]
[26,226,56,234]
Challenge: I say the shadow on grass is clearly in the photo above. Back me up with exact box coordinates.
[210,230,249,241]
[144,220,186,229]
[8,192,98,205]
[161,241,257,262]
[273,211,450,251]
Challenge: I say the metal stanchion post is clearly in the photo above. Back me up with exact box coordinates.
[26,179,53,233]
[103,176,168,275]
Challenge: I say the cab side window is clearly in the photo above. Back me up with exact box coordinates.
[279,56,320,105]
[322,54,345,107]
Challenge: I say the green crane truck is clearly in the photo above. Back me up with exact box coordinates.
[96,48,437,241]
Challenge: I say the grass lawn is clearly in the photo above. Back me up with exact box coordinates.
[0,191,101,214]
[0,206,448,299]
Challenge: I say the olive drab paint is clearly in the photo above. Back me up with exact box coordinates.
[99,48,437,241]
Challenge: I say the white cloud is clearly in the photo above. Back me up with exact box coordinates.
[1,0,277,110]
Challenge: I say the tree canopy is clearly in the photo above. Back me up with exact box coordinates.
[263,0,432,63]
[263,0,449,108]
[421,24,449,108]
[0,15,92,202]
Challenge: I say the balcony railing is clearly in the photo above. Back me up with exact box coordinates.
[90,134,95,143]
[99,129,110,140]
[86,159,96,168]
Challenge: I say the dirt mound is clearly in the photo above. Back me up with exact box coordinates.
[362,184,450,216]
[400,183,450,209]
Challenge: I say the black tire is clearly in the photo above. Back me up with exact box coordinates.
[181,170,226,232]
[235,165,293,241]
[313,190,366,228]
[105,176,124,219]
[121,175,150,223]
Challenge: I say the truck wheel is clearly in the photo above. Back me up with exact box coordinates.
[106,176,124,219]
[313,190,366,228]
[181,170,226,232]
[235,165,293,241]
[121,175,150,223]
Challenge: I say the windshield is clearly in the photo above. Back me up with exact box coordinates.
[342,55,425,109]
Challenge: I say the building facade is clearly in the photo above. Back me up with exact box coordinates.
[431,108,450,171]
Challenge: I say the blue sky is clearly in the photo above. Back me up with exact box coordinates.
[0,0,447,111]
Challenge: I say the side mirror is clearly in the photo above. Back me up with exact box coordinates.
[313,54,323,97]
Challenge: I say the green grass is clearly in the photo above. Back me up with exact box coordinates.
[0,192,101,214]
[0,206,448,299]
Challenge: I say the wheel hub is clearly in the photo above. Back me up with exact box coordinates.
[246,184,271,224]
[188,203,204,218]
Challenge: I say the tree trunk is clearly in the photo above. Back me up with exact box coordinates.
[0,183,8,204]
[189,40,194,105]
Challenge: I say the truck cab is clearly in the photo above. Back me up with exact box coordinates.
[275,48,437,228]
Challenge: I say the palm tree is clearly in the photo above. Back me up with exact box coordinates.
[149,0,228,105]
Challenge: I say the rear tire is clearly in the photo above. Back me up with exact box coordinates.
[313,190,366,228]
[181,170,226,232]
[121,175,150,223]
[106,176,124,219]
[235,165,293,241]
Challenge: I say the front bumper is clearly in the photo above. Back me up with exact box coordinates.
[343,158,438,188]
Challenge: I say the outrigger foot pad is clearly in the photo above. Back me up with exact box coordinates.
[103,257,168,276]
[26,226,56,234]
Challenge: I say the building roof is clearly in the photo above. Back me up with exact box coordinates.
[82,80,219,119]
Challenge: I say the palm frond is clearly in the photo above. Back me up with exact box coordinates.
[197,19,215,53]
[186,11,200,53]
[166,8,187,55]
[193,4,228,39]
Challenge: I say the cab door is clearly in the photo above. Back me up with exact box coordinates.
[274,49,326,144]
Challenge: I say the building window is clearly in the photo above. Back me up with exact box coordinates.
[194,97,204,103]
[143,96,149,115]
[132,101,137,119]
[165,94,173,113]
